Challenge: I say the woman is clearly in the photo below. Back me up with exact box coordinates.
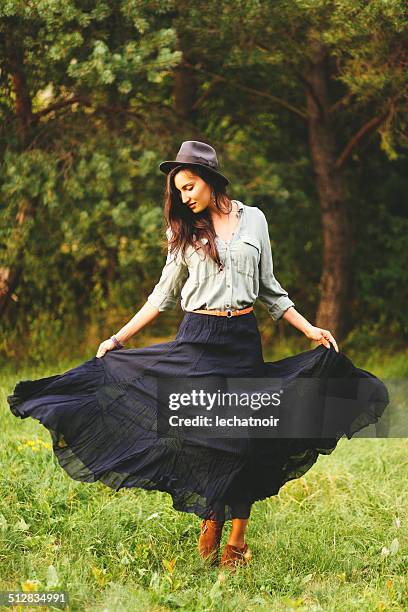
[8,140,389,570]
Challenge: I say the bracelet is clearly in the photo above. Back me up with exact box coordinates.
[110,335,124,349]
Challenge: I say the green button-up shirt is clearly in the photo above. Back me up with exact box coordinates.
[147,200,295,321]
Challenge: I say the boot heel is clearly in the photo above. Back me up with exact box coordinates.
[198,519,225,566]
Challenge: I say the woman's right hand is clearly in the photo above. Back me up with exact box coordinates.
[96,338,117,358]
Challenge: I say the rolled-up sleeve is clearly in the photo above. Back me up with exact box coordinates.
[257,210,295,321]
[146,228,189,311]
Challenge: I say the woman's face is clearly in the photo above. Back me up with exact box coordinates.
[174,169,213,214]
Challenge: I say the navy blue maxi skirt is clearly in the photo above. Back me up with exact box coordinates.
[7,311,389,521]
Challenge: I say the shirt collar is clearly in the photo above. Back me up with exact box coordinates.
[197,200,244,245]
[233,200,244,215]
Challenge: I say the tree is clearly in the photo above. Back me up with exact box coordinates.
[165,0,407,338]
[0,0,181,318]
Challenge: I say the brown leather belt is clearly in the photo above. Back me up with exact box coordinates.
[190,306,254,318]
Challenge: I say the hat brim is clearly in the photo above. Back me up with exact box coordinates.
[159,161,229,185]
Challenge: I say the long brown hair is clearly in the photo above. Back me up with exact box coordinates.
[162,164,233,268]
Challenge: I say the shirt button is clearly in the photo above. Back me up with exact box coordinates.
[227,284,231,288]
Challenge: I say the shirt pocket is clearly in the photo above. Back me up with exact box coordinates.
[235,234,261,277]
[187,239,221,284]
[198,256,222,282]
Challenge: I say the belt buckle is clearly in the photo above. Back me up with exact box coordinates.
[226,309,233,318]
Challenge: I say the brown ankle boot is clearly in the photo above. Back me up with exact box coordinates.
[198,519,225,566]
[220,542,252,569]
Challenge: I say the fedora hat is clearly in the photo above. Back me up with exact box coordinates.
[159,141,229,185]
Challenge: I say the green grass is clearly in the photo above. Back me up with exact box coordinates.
[1,350,407,611]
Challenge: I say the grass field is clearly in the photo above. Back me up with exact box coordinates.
[1,347,407,611]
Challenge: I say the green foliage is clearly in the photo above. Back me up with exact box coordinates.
[0,0,407,362]
[354,161,408,335]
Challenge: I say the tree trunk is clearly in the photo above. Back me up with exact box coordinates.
[172,3,199,130]
[305,33,355,341]
[173,54,198,127]
[0,32,34,318]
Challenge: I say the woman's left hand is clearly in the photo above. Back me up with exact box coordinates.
[304,325,339,353]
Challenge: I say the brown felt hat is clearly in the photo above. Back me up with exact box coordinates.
[159,140,229,185]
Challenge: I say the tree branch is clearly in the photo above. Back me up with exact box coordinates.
[183,60,308,120]
[34,95,145,122]
[334,107,392,168]
[191,75,224,111]
[34,95,84,117]
[293,68,325,119]
[329,91,355,115]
